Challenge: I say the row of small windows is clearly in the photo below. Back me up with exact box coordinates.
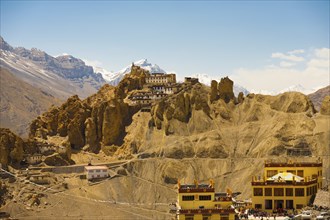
[255,200,303,210]
[254,187,317,197]
[88,169,107,173]
[182,195,212,201]
[185,214,229,220]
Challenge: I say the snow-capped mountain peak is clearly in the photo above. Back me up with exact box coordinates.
[92,59,167,86]
[279,84,314,94]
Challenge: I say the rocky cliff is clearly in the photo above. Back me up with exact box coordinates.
[0,128,24,168]
[320,95,330,115]
[29,65,149,154]
[308,85,330,111]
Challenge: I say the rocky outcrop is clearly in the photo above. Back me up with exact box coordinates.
[238,92,244,104]
[0,128,24,167]
[115,65,147,99]
[320,95,330,115]
[208,77,235,104]
[151,83,210,135]
[218,77,235,103]
[102,100,129,146]
[84,118,98,151]
[210,80,219,103]
[28,68,144,154]
[269,92,315,114]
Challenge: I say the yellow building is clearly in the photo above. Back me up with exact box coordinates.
[177,180,236,220]
[251,160,322,212]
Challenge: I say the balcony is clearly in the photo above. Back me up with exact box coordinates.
[251,179,317,186]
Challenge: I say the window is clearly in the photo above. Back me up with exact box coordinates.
[265,200,273,209]
[254,188,263,196]
[203,215,211,220]
[295,188,304,197]
[286,200,294,209]
[296,204,304,209]
[287,170,296,175]
[182,195,194,201]
[275,200,284,209]
[297,170,304,177]
[265,188,272,196]
[267,170,278,177]
[221,215,229,220]
[96,170,100,172]
[286,188,293,196]
[255,204,262,209]
[185,216,194,220]
[274,188,284,196]
[199,195,211,200]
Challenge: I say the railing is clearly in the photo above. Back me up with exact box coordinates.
[251,179,317,186]
[179,208,236,214]
[264,161,322,167]
[179,188,215,193]
[214,197,232,202]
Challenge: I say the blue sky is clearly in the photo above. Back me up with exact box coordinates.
[1,1,329,92]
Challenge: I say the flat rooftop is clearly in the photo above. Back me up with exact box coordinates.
[179,184,215,193]
[85,166,108,170]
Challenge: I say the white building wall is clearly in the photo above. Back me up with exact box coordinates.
[86,169,109,180]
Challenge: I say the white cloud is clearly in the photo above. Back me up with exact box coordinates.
[279,61,296,68]
[288,49,305,55]
[230,48,329,94]
[271,52,305,62]
[315,48,329,59]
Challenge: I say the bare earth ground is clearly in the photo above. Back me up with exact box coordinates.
[0,170,176,220]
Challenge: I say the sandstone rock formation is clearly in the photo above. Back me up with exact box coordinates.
[151,83,210,136]
[210,80,219,103]
[28,66,148,154]
[270,92,316,114]
[0,128,24,167]
[320,95,330,115]
[237,92,244,104]
[218,77,235,103]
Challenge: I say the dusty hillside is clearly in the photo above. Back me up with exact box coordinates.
[1,69,329,219]
[308,85,330,111]
[116,89,329,198]
[26,70,330,199]
[0,68,62,137]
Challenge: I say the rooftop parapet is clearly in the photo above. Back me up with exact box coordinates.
[264,159,322,167]
[179,179,215,193]
[179,184,215,193]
